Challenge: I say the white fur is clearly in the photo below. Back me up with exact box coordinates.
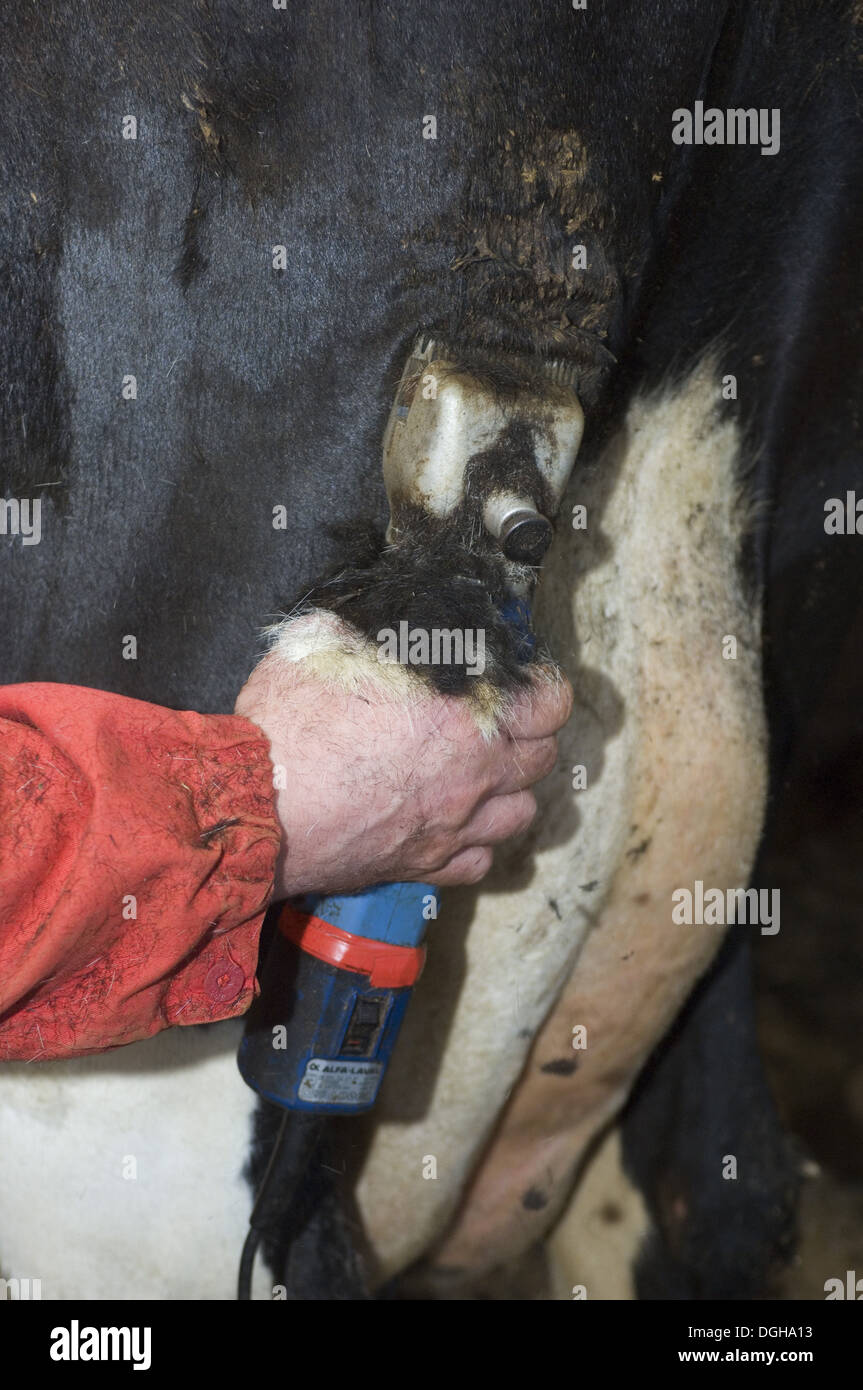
[266,607,512,738]
[0,1022,268,1300]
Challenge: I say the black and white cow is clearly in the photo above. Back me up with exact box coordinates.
[1,0,860,1300]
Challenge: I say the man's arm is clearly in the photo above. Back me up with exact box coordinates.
[0,667,571,1061]
[0,682,281,1060]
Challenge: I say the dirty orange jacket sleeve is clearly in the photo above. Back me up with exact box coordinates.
[0,683,282,1061]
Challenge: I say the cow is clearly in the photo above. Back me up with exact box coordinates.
[0,0,860,1300]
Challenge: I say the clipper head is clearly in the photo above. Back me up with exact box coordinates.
[382,335,584,573]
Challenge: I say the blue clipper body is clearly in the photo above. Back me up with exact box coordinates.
[237,880,438,1115]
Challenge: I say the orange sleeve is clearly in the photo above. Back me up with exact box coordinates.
[0,683,281,1061]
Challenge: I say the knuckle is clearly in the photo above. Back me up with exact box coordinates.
[442,791,472,832]
[426,779,474,834]
[529,671,573,729]
[537,736,558,777]
[516,790,538,831]
[416,837,449,874]
[465,848,493,883]
[556,676,575,723]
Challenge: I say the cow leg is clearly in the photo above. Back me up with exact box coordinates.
[546,1126,650,1301]
[355,361,768,1287]
[546,926,799,1300]
[621,926,799,1299]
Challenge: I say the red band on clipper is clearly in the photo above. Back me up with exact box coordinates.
[279,905,426,989]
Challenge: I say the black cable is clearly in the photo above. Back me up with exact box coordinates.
[237,1107,325,1300]
[237,1227,262,1302]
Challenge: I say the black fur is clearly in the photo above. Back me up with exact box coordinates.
[622,927,800,1299]
[298,524,534,695]
[246,1086,371,1300]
